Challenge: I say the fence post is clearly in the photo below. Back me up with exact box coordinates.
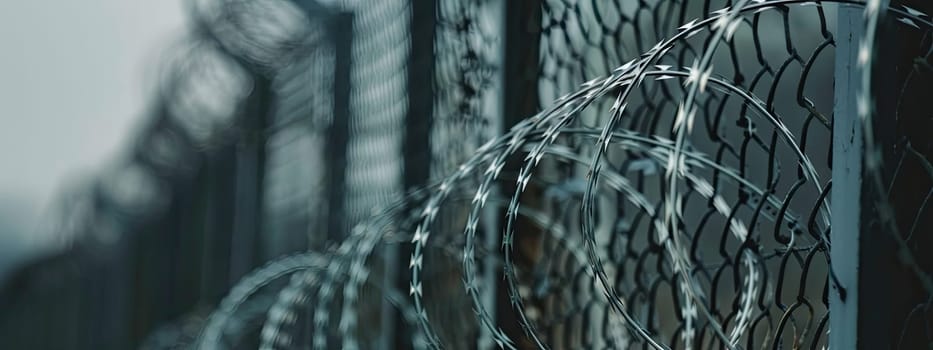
[829,5,862,349]
[476,1,509,348]
[833,1,933,348]
[325,12,354,243]
[498,0,542,347]
[389,1,436,348]
[228,75,273,283]
[201,143,237,297]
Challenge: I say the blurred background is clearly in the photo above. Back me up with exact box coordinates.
[0,1,186,282]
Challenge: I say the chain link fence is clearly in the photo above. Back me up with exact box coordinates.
[0,0,931,349]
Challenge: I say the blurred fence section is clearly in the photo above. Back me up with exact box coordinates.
[0,1,349,348]
[1,0,931,349]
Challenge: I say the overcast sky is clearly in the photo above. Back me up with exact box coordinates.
[0,1,186,267]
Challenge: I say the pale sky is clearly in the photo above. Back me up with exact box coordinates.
[0,1,186,267]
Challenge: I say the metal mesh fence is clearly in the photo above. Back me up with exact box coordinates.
[1,0,931,349]
[204,2,928,349]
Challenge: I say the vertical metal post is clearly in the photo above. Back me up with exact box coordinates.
[476,0,508,348]
[503,0,542,128]
[201,145,237,298]
[497,0,542,347]
[829,5,863,349]
[389,1,435,348]
[833,1,933,348]
[229,75,272,283]
[325,12,354,243]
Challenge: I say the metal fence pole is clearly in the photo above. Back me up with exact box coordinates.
[228,76,273,283]
[498,0,542,346]
[325,12,354,244]
[829,5,863,349]
[200,144,237,299]
[390,1,436,348]
[477,1,508,348]
[833,1,933,348]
